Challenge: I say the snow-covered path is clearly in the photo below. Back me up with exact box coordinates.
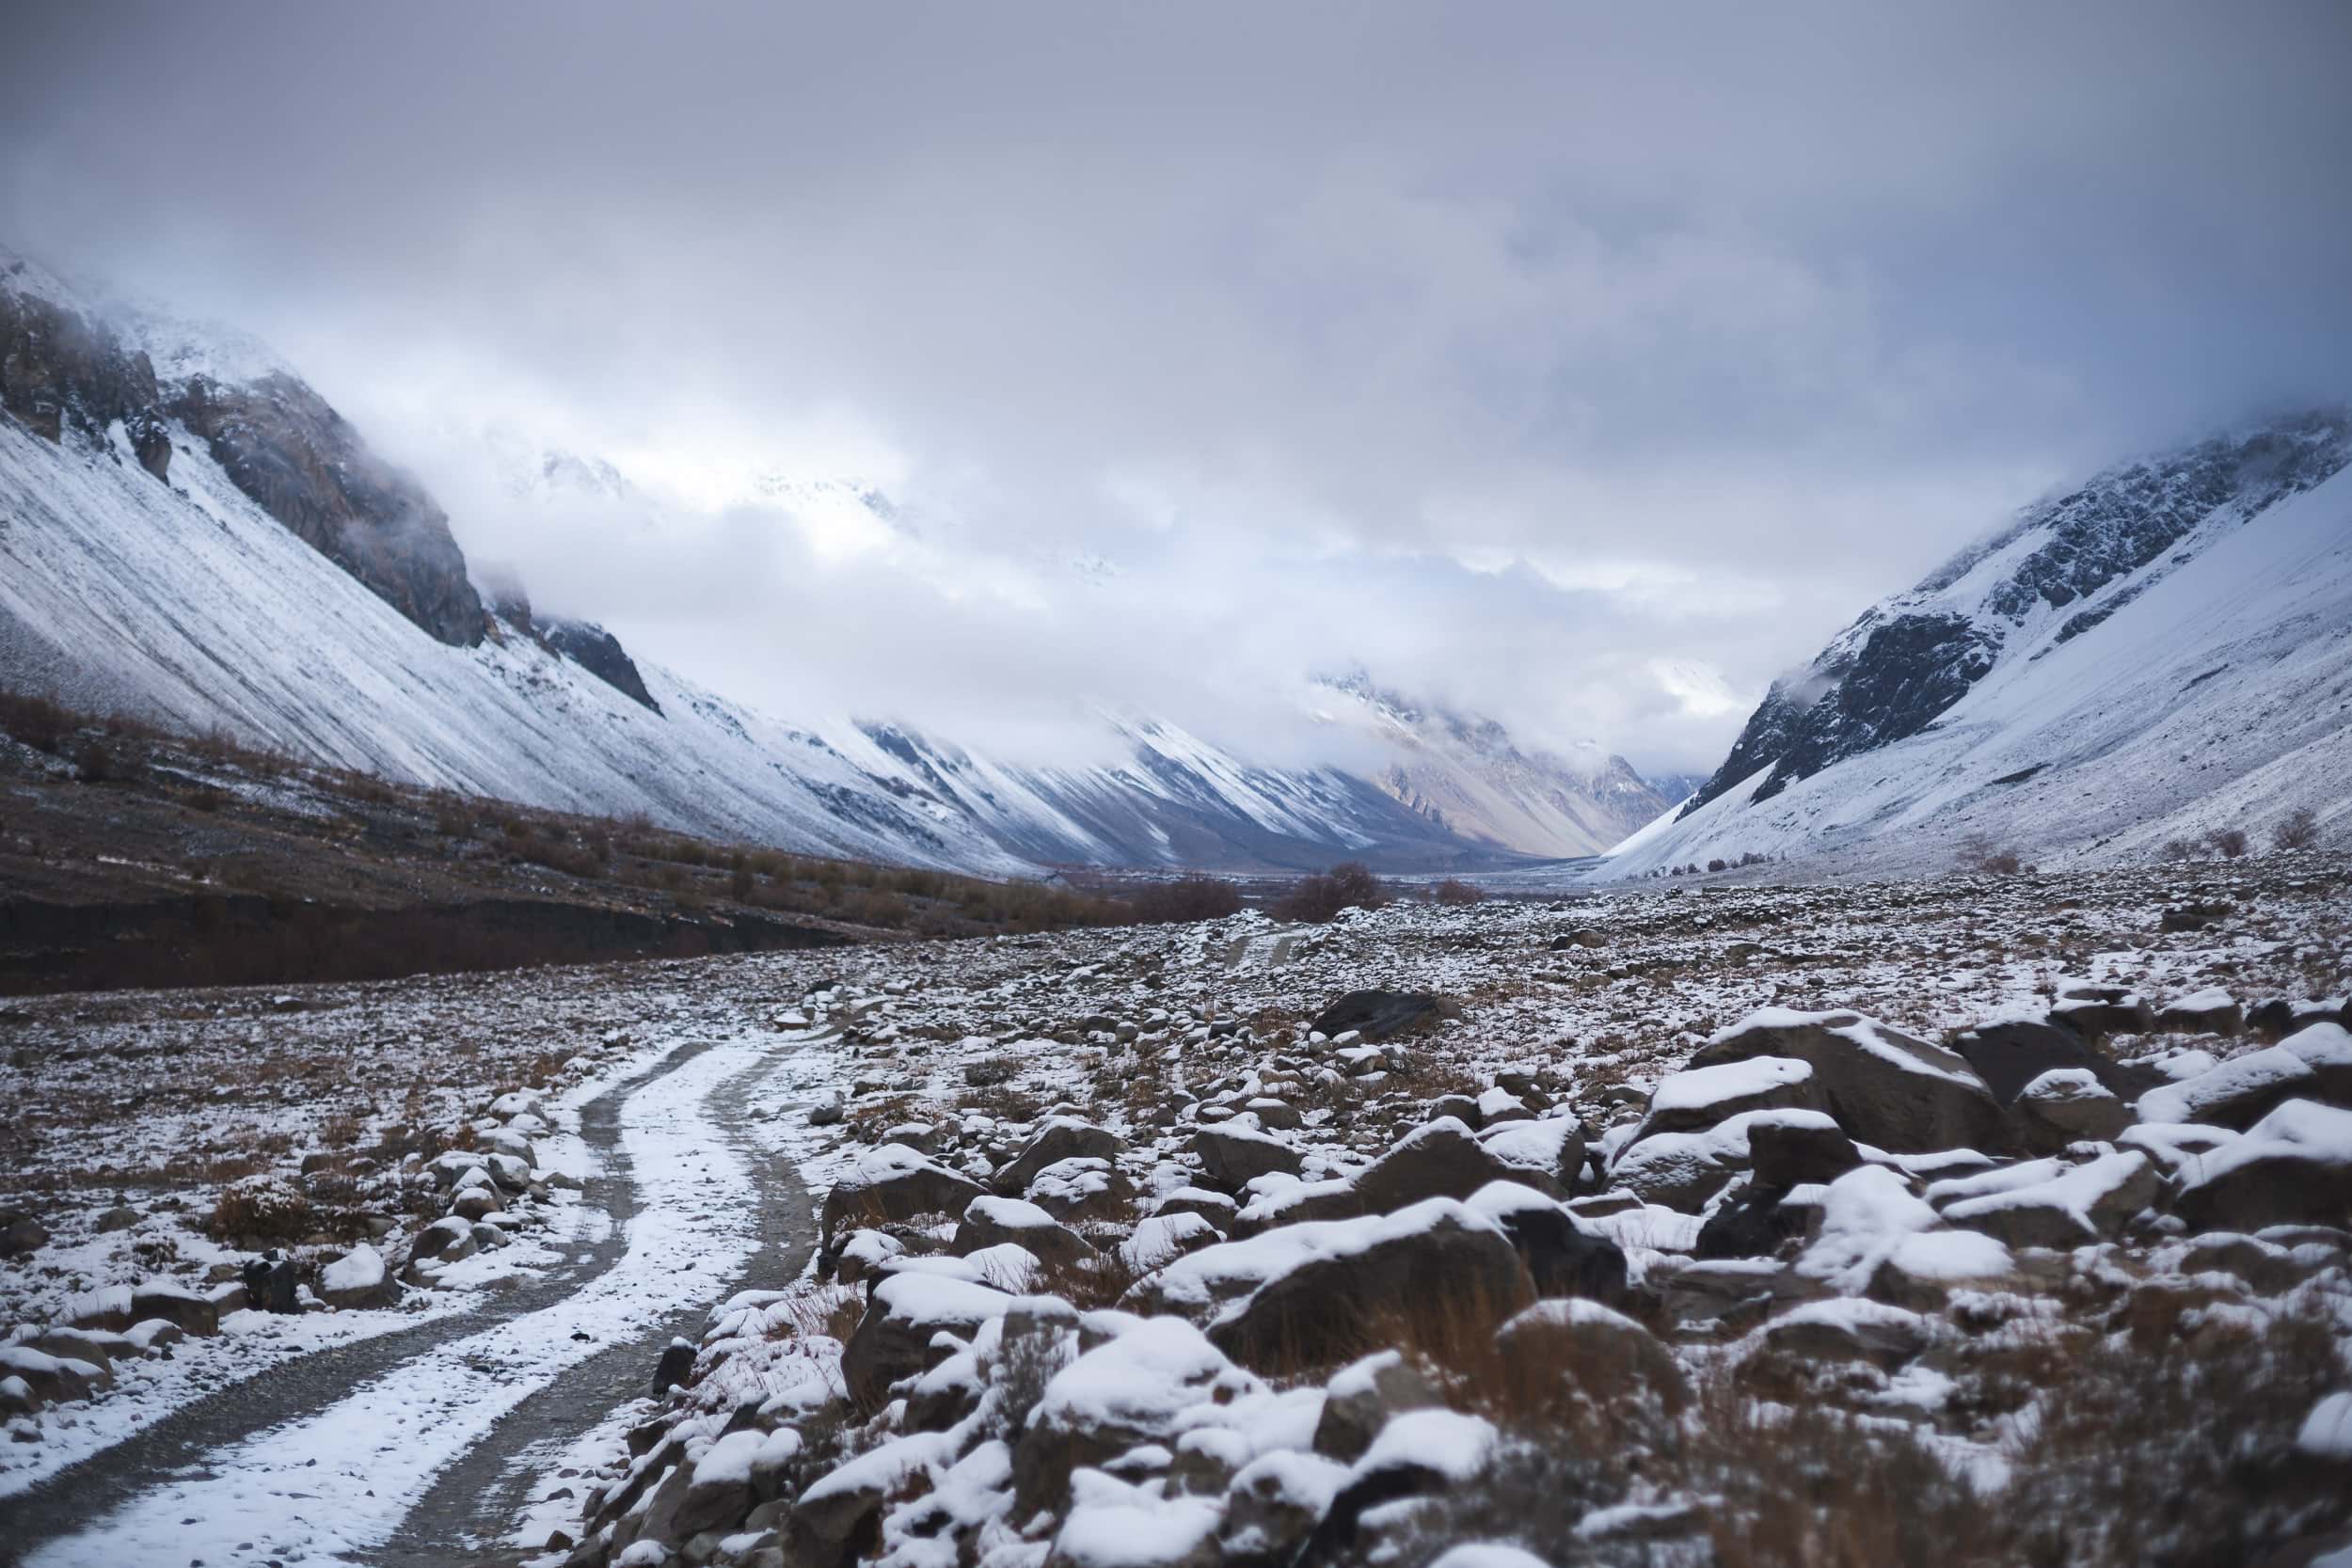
[8,1030,831,1568]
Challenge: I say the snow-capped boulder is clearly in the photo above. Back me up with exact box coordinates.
[1200,1200,1532,1371]
[839,1269,1012,1406]
[1311,1350,1442,1463]
[318,1243,394,1308]
[1688,1008,2009,1154]
[820,1143,988,1250]
[2015,1068,2132,1144]
[992,1117,1126,1196]
[1795,1165,2012,1300]
[1745,1116,1864,1186]
[2137,1045,2318,1130]
[1309,990,1443,1041]
[1932,1150,2160,1249]
[1015,1316,1262,1513]
[1351,1118,1522,1212]
[1638,1055,1825,1138]
[2155,987,2244,1035]
[1464,1181,1628,1305]
[2176,1099,2352,1231]
[1190,1120,1303,1193]
[1613,1108,1843,1212]
[954,1195,1094,1267]
[1024,1156,1135,1223]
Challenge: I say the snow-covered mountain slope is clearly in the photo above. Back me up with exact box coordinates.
[1,249,1556,876]
[1610,414,2352,877]
[1306,672,1673,858]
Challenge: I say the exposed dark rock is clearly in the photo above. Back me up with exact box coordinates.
[1351,1118,1519,1212]
[1952,1018,2163,1104]
[171,373,486,645]
[1695,1183,1807,1260]
[1747,1118,1863,1186]
[1690,1010,2010,1154]
[540,617,662,713]
[1310,990,1441,1041]
[991,1117,1125,1196]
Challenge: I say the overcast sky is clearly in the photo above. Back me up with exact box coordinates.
[6,3,2348,775]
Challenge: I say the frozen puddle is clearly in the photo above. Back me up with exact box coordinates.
[22,1039,780,1568]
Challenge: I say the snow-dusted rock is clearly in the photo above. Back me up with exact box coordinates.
[1935,1150,2160,1249]
[954,1195,1094,1266]
[2137,1045,2316,1130]
[2016,1068,2132,1143]
[1612,1108,1843,1212]
[1952,1017,2159,1104]
[1796,1165,2011,1299]
[2176,1099,2352,1231]
[1024,1156,1135,1223]
[992,1117,1127,1196]
[318,1243,394,1307]
[820,1143,988,1250]
[1689,1008,2009,1154]
[1352,1117,1524,1212]
[1639,1054,1824,1137]
[1494,1297,1688,1411]
[2155,987,2244,1035]
[1311,1350,1442,1463]
[1017,1316,1262,1513]
[839,1269,1012,1405]
[1190,1120,1303,1193]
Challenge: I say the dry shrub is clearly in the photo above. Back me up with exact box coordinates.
[0,689,75,752]
[1271,861,1389,924]
[1431,879,1486,905]
[206,1174,313,1242]
[1126,874,1246,924]
[2205,826,2251,860]
[2272,805,2321,851]
[1958,833,2026,875]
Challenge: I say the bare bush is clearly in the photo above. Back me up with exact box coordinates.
[2205,826,2250,860]
[1958,834,2026,875]
[1125,874,1245,924]
[1272,861,1389,923]
[2272,805,2320,851]
[1431,879,1486,905]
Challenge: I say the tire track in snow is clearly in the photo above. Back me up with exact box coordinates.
[8,1029,830,1568]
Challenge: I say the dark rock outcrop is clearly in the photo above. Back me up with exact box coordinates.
[541,617,662,713]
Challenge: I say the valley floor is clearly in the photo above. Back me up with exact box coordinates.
[2,854,2349,1565]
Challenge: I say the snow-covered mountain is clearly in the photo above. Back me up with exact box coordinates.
[1609,413,2352,877]
[1306,671,1673,858]
[0,247,1589,876]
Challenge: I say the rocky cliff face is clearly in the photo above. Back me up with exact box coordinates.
[1685,411,2352,816]
[0,257,172,480]
[1,249,485,648]
[170,373,485,646]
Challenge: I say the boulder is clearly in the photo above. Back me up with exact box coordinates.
[130,1281,219,1337]
[1466,1183,1628,1305]
[2155,988,2244,1036]
[1492,1297,1688,1413]
[1951,1018,2162,1104]
[2137,1045,2319,1131]
[1204,1199,1533,1371]
[1689,1008,2009,1154]
[1309,990,1442,1042]
[0,1346,105,1404]
[1638,1055,1825,1138]
[2176,1100,2352,1232]
[1351,1118,1518,1212]
[1218,1449,1350,1564]
[243,1252,302,1311]
[0,1208,47,1257]
[1937,1150,2161,1249]
[820,1144,987,1250]
[1311,1349,1443,1462]
[1023,1156,1135,1223]
[839,1270,1011,1406]
[1191,1121,1303,1193]
[1015,1317,1260,1513]
[1426,1093,1483,1129]
[2015,1069,2132,1144]
[318,1243,395,1308]
[1613,1109,1841,1212]
[954,1195,1094,1267]
[2283,1022,2352,1106]
[991,1117,1126,1196]
[2050,993,2154,1039]
[1475,1116,1587,1194]
[1747,1117,1863,1187]
[410,1217,478,1263]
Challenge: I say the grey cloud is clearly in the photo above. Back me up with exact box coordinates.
[5,2,2346,776]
